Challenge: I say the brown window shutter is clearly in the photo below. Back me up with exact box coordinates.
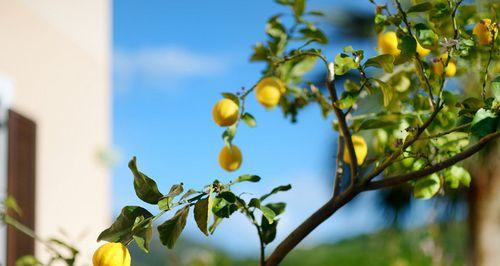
[7,110,36,266]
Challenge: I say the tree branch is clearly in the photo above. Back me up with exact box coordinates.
[265,186,360,265]
[362,104,443,183]
[364,131,500,190]
[326,62,359,181]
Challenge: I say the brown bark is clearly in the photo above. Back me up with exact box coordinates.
[7,110,36,266]
[467,145,500,266]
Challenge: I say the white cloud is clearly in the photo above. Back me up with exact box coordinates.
[113,46,228,90]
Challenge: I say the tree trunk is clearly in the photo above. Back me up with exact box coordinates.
[467,145,500,266]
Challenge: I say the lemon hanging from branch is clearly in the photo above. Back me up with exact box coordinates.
[343,135,368,165]
[377,31,400,56]
[473,19,497,46]
[93,242,131,266]
[433,54,456,77]
[212,99,239,127]
[218,145,242,172]
[255,77,286,108]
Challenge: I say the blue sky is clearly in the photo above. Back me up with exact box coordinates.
[111,0,430,255]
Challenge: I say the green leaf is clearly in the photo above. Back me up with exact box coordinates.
[415,23,437,47]
[307,10,324,16]
[97,206,153,243]
[334,53,358,75]
[248,198,261,208]
[180,189,198,201]
[133,220,153,253]
[265,202,286,216]
[299,27,328,44]
[129,157,163,204]
[444,166,471,189]
[260,205,276,224]
[4,195,22,216]
[266,16,287,39]
[217,191,236,203]
[413,174,441,199]
[261,217,278,244]
[357,119,399,131]
[289,55,317,77]
[15,255,42,266]
[250,42,269,62]
[471,108,499,138]
[492,76,500,101]
[212,197,238,218]
[407,2,433,13]
[343,46,354,53]
[194,197,212,236]
[158,198,171,211]
[221,92,240,106]
[241,113,257,127]
[157,205,190,249]
[373,79,394,107]
[209,216,223,234]
[260,184,292,201]
[235,174,261,183]
[293,0,305,18]
[274,0,294,6]
[397,35,417,62]
[336,91,360,109]
[364,54,394,73]
[157,183,184,211]
[166,183,183,198]
[374,14,388,25]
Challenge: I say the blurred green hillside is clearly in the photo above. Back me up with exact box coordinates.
[131,221,467,266]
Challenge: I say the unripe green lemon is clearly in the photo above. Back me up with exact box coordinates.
[212,99,239,126]
[377,31,400,56]
[416,40,430,57]
[93,242,131,266]
[432,54,456,77]
[343,135,368,165]
[218,145,242,172]
[255,77,285,108]
[401,157,415,168]
[473,19,496,46]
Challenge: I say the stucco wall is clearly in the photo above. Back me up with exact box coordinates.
[0,0,111,263]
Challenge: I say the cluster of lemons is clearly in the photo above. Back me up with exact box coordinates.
[377,19,496,78]
[91,18,496,266]
[212,77,286,172]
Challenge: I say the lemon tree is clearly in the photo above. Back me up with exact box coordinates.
[96,1,499,265]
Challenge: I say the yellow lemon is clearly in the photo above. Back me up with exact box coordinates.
[255,77,285,108]
[212,99,239,126]
[343,135,368,165]
[93,242,131,266]
[377,31,400,56]
[416,40,430,57]
[218,145,242,172]
[432,54,456,77]
[473,19,496,46]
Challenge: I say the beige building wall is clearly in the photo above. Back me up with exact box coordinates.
[0,0,111,264]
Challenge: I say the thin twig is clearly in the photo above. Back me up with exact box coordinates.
[364,131,500,190]
[362,103,443,183]
[333,135,345,197]
[394,0,436,108]
[326,62,359,182]
[481,34,496,100]
[418,122,471,140]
